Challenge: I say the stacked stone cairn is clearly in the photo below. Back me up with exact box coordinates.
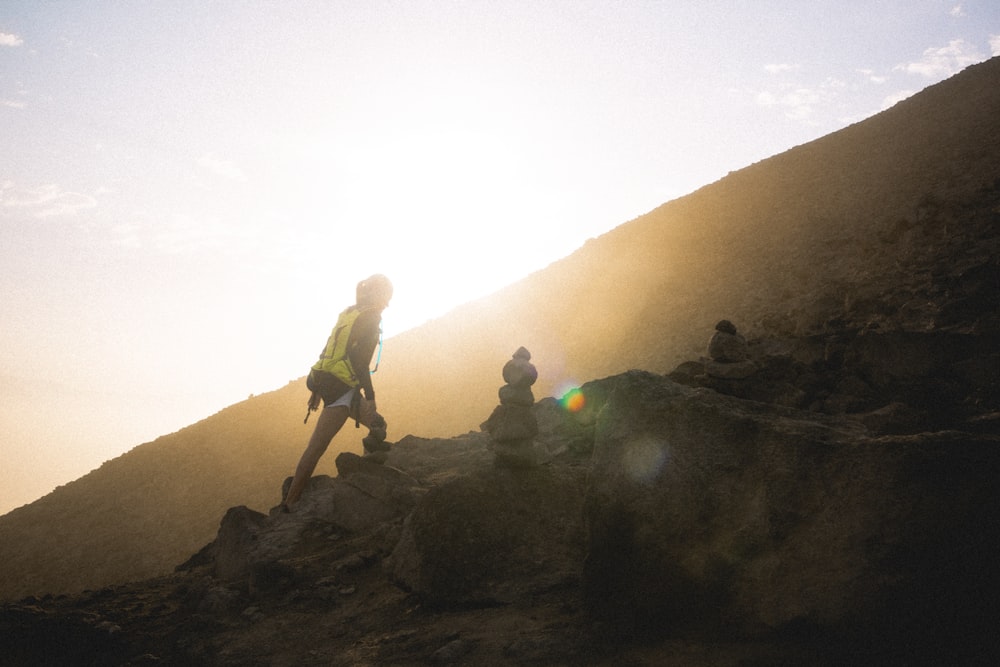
[481,347,539,468]
[705,319,757,379]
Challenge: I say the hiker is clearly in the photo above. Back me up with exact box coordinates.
[278,274,393,512]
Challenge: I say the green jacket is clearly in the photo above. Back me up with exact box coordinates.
[311,306,379,387]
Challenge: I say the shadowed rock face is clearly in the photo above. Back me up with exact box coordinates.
[164,318,1000,663]
[581,371,1000,659]
[3,327,1000,664]
[390,465,587,608]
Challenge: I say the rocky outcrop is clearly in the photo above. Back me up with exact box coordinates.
[581,370,1000,662]
[4,333,1000,664]
[389,465,586,607]
[671,326,1000,432]
[149,336,998,664]
[179,453,423,584]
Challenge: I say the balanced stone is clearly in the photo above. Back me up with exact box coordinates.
[708,319,749,362]
[502,346,538,387]
[484,347,540,469]
[499,384,535,407]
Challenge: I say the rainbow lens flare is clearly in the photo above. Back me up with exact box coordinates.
[560,386,586,413]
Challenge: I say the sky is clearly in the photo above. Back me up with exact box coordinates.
[2,1,999,515]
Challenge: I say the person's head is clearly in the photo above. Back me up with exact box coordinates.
[356,274,393,310]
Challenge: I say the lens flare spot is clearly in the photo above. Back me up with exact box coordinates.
[560,386,586,413]
[623,437,668,484]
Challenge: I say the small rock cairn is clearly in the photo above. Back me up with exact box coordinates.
[708,319,748,362]
[481,347,539,468]
[705,319,756,379]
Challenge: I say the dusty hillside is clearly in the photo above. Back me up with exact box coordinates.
[379,55,1000,437]
[0,384,310,598]
[0,56,998,603]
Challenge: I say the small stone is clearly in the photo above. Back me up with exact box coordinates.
[715,319,737,335]
[432,638,471,663]
[502,357,538,387]
[363,434,392,453]
[499,384,535,407]
[482,405,539,440]
[708,326,748,362]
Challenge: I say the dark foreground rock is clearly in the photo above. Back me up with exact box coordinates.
[3,342,999,665]
[583,370,1000,665]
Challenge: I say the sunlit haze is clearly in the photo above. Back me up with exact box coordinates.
[2,1,999,514]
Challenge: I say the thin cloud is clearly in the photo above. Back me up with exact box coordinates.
[950,5,965,18]
[110,221,143,249]
[150,213,263,257]
[754,77,846,125]
[0,32,23,47]
[1,183,97,218]
[197,153,246,182]
[991,34,1000,57]
[895,39,984,78]
[764,63,800,74]
[857,68,887,84]
[153,214,231,254]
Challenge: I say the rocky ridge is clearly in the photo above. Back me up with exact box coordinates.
[2,310,998,665]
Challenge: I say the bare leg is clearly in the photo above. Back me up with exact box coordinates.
[284,405,350,507]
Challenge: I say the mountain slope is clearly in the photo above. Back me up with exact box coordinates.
[1,56,998,602]
[379,54,1000,437]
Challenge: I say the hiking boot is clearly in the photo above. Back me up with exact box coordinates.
[368,414,388,442]
[363,413,389,453]
[362,433,391,453]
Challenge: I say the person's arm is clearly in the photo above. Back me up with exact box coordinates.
[347,310,381,402]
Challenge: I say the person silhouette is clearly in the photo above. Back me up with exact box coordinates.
[278,274,392,512]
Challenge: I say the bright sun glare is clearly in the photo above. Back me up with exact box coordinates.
[302,97,559,335]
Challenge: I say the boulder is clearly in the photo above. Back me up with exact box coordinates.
[481,404,539,441]
[194,463,421,584]
[491,439,537,469]
[389,466,587,607]
[704,358,757,379]
[582,370,1000,654]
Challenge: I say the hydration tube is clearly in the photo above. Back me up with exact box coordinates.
[371,328,383,374]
